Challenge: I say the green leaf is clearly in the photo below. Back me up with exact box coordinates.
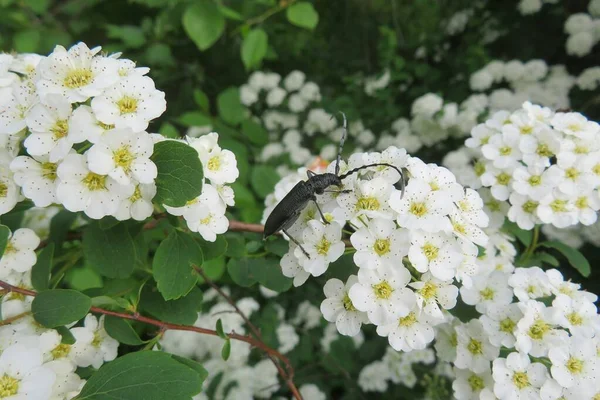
[31,243,54,291]
[217,87,245,125]
[151,140,204,207]
[32,289,91,328]
[83,222,141,279]
[182,1,225,51]
[140,286,203,325]
[193,90,210,113]
[55,325,76,345]
[196,256,226,283]
[241,28,268,70]
[241,120,268,145]
[25,0,50,13]
[49,210,78,251]
[153,230,203,300]
[250,165,280,198]
[227,258,256,287]
[503,221,532,246]
[251,257,293,292]
[197,236,228,261]
[265,238,289,257]
[539,241,591,277]
[221,339,231,361]
[177,111,212,127]
[216,319,226,339]
[171,355,208,382]
[218,5,242,20]
[76,351,204,400]
[104,315,144,345]
[286,2,319,30]
[0,225,10,260]
[159,123,180,139]
[537,252,560,267]
[13,29,41,52]
[106,25,146,48]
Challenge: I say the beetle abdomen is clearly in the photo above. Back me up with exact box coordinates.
[263,181,312,238]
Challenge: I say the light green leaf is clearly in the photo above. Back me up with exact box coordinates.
[153,231,203,300]
[218,5,242,20]
[140,286,203,325]
[196,256,226,283]
[286,2,319,30]
[76,351,204,399]
[83,222,141,279]
[250,165,280,198]
[216,319,226,339]
[193,90,210,113]
[13,29,41,52]
[32,289,91,328]
[251,257,293,292]
[182,1,225,51]
[241,120,268,145]
[503,221,532,246]
[0,225,10,261]
[221,339,231,361]
[177,111,212,127]
[226,258,256,287]
[151,140,204,207]
[540,241,591,277]
[241,28,268,70]
[31,243,54,291]
[217,87,245,125]
[104,316,144,345]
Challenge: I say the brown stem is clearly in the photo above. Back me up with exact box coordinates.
[0,280,301,400]
[194,265,302,400]
[0,311,30,326]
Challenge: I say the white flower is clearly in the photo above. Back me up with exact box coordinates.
[87,128,157,185]
[276,323,299,353]
[411,93,443,117]
[114,182,156,221]
[0,82,37,135]
[408,231,462,281]
[70,314,118,369]
[552,294,600,338]
[188,133,239,185]
[455,319,500,373]
[280,249,310,287]
[91,75,166,132]
[0,228,40,278]
[410,273,458,320]
[460,271,513,314]
[10,155,60,207]
[507,193,541,230]
[480,303,523,348]
[519,128,560,168]
[338,177,395,221]
[566,31,595,56]
[376,305,436,351]
[481,166,513,201]
[320,275,368,336]
[511,165,558,201]
[453,368,494,400]
[68,105,114,144]
[537,191,578,228]
[186,205,229,242]
[492,352,547,399]
[515,300,569,357]
[298,82,320,102]
[37,42,119,103]
[0,344,55,400]
[481,130,522,169]
[548,337,599,391]
[391,180,453,232]
[0,163,21,216]
[508,267,551,301]
[239,84,258,106]
[265,87,286,107]
[56,153,134,219]
[24,94,85,162]
[295,221,344,277]
[358,361,390,392]
[350,218,409,270]
[298,384,325,400]
[283,70,306,91]
[287,93,307,112]
[349,264,415,325]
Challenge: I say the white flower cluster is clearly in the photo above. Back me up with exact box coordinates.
[162,132,238,242]
[440,265,600,400]
[0,43,166,220]
[517,0,558,15]
[576,66,600,91]
[364,69,391,96]
[564,12,600,57]
[465,101,600,230]
[263,146,491,352]
[160,291,280,399]
[0,227,118,400]
[445,9,474,36]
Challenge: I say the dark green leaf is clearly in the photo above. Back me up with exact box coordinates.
[104,316,144,345]
[503,221,532,246]
[151,140,204,207]
[182,1,225,51]
[83,222,141,279]
[217,87,245,125]
[32,289,91,328]
[13,29,41,52]
[140,286,203,325]
[250,165,281,198]
[241,28,268,70]
[216,319,226,339]
[49,210,78,251]
[193,90,210,113]
[171,355,208,382]
[537,252,560,267]
[221,339,231,361]
[218,5,242,20]
[177,111,212,127]
[251,257,292,292]
[226,258,256,287]
[224,234,246,258]
[159,123,180,139]
[55,325,76,345]
[241,120,268,145]
[540,241,591,277]
[153,230,203,300]
[0,225,10,260]
[286,2,319,30]
[197,235,228,261]
[76,351,203,399]
[265,238,289,257]
[31,243,54,291]
[196,256,226,283]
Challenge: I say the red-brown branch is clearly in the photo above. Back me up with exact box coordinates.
[0,280,301,399]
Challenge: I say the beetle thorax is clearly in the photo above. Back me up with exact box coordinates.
[308,173,342,192]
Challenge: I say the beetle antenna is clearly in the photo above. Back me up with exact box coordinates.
[333,111,347,176]
[339,163,406,198]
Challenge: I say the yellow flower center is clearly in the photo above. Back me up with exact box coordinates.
[113,146,135,172]
[207,156,221,171]
[398,312,417,327]
[497,172,511,186]
[0,374,19,397]
[316,237,331,255]
[0,182,7,198]
[522,200,538,214]
[566,357,584,375]
[593,164,600,176]
[342,294,357,311]
[468,374,485,392]
[356,196,380,211]
[450,332,458,347]
[419,282,437,300]
[51,119,69,140]
[422,243,439,261]
[92,332,102,348]
[479,287,495,300]
[82,172,107,191]
[373,239,390,256]
[372,281,393,299]
[116,95,138,114]
[486,199,501,212]
[129,185,142,202]
[499,318,516,333]
[452,220,466,235]
[41,162,58,181]
[51,343,71,359]
[550,199,568,213]
[474,161,486,177]
[574,145,589,154]
[528,175,541,186]
[410,202,427,217]
[467,338,483,355]
[63,68,93,88]
[520,125,533,134]
[4,242,16,255]
[512,371,530,389]
[200,215,212,225]
[575,197,588,209]
[429,181,440,191]
[536,144,553,157]
[480,136,490,145]
[565,167,579,181]
[499,146,512,156]
[528,319,550,340]
[98,121,114,131]
[567,312,583,326]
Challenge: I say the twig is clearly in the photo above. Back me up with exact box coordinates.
[194,265,302,400]
[0,311,30,326]
[0,280,300,399]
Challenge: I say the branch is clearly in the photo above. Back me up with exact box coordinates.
[0,280,301,399]
[194,265,302,400]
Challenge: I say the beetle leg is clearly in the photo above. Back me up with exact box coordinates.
[282,228,310,259]
[311,196,330,225]
[322,189,352,194]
